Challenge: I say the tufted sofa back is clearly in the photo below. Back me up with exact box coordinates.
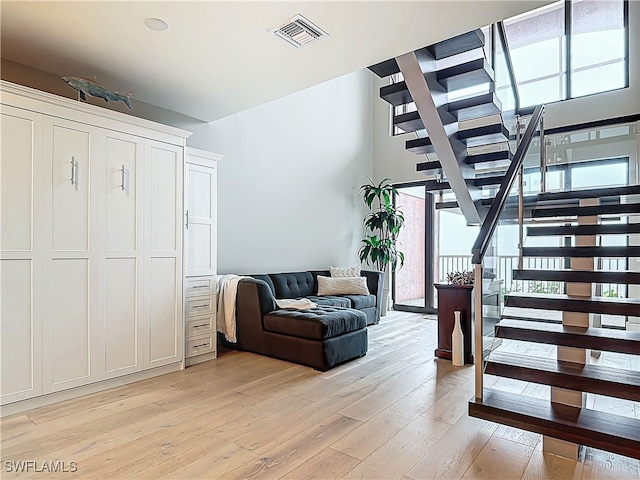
[268,271,316,299]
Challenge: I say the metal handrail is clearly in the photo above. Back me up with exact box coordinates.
[471,104,545,264]
[496,21,520,113]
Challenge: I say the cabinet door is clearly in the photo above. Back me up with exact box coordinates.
[0,105,44,404]
[144,140,183,368]
[185,163,217,277]
[103,132,144,377]
[41,117,101,393]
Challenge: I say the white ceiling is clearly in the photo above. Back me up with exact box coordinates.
[0,1,551,122]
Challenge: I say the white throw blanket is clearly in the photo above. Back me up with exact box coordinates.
[275,298,317,310]
[216,274,247,343]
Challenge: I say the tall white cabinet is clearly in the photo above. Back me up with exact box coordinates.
[1,81,190,408]
[183,148,221,366]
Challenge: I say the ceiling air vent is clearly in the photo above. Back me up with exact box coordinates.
[271,14,328,48]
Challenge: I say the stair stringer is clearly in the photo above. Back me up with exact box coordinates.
[396,51,482,225]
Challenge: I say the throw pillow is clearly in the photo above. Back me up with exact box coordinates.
[317,276,370,296]
[330,266,361,278]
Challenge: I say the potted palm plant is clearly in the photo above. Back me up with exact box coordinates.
[358,178,405,315]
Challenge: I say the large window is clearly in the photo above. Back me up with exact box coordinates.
[504,0,628,109]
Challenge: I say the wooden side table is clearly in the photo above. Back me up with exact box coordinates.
[435,283,474,364]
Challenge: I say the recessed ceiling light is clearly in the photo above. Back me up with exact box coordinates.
[145,18,168,32]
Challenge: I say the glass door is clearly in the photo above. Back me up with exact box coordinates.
[392,184,434,312]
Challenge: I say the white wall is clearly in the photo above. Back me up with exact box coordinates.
[188,70,374,274]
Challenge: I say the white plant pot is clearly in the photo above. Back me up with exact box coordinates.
[381,288,390,316]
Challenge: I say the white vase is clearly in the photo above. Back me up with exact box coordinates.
[452,310,464,366]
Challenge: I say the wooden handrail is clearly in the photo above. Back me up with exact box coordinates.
[471,104,545,264]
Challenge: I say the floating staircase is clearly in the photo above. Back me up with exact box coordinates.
[470,185,640,460]
[369,25,639,461]
[368,28,514,224]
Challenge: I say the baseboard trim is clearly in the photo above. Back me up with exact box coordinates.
[185,353,216,367]
[0,363,183,417]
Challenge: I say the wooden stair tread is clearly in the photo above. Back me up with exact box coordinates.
[425,180,451,192]
[426,29,485,60]
[368,58,400,78]
[435,201,460,210]
[416,160,443,175]
[393,111,424,132]
[379,80,413,106]
[494,318,640,355]
[533,203,640,218]
[527,223,640,236]
[485,351,640,402]
[470,174,505,187]
[447,92,502,121]
[505,292,640,316]
[436,58,494,91]
[458,123,509,147]
[522,245,640,257]
[468,388,640,460]
[465,149,513,169]
[513,268,640,284]
[406,136,435,155]
[537,185,640,202]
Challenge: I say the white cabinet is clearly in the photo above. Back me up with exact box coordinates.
[185,162,217,277]
[0,105,44,404]
[184,148,221,367]
[146,141,184,368]
[103,131,144,377]
[0,81,190,407]
[41,117,100,393]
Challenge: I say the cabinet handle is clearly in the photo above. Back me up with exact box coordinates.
[192,343,209,349]
[70,157,78,186]
[120,164,126,191]
[193,323,209,328]
[185,210,189,229]
[192,285,209,290]
[192,304,209,309]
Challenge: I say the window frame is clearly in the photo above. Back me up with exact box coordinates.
[515,0,630,112]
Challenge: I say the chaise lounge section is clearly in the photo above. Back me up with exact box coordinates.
[231,269,383,370]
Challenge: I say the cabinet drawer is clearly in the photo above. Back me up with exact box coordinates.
[186,335,215,358]
[186,315,214,337]
[185,276,215,297]
[185,296,214,317]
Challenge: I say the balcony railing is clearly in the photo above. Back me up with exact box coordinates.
[439,254,629,299]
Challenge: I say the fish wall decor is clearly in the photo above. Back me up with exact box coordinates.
[62,76,132,109]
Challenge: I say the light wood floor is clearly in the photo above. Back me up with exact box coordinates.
[2,311,639,479]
